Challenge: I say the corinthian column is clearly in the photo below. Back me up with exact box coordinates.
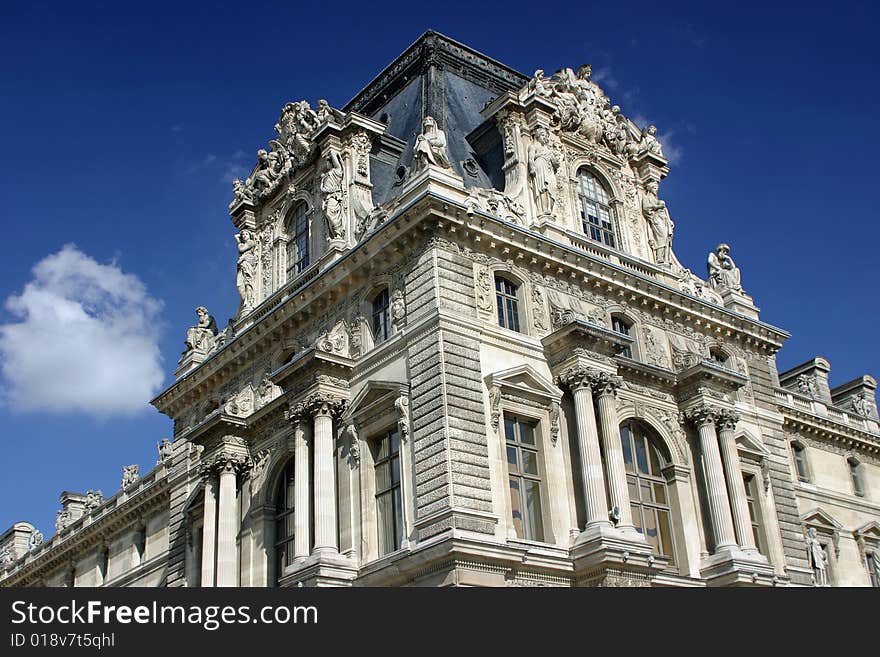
[215,458,240,587]
[200,473,216,587]
[558,367,610,530]
[716,410,757,552]
[293,419,311,562]
[687,406,737,551]
[308,394,347,555]
[592,372,634,531]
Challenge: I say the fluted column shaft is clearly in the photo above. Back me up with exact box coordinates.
[594,376,634,530]
[570,382,611,529]
[200,475,216,587]
[216,464,238,586]
[293,420,310,561]
[691,409,737,550]
[717,413,757,552]
[313,404,338,554]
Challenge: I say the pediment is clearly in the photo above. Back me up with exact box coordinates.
[854,521,880,543]
[736,430,769,457]
[486,364,561,402]
[800,507,843,533]
[347,380,407,418]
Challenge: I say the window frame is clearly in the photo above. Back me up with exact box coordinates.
[610,313,634,359]
[503,412,547,543]
[742,471,767,556]
[494,274,522,333]
[273,459,296,583]
[371,288,391,346]
[286,204,311,280]
[576,169,617,248]
[791,441,810,483]
[373,429,404,557]
[618,420,677,565]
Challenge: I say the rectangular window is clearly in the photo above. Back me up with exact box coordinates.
[294,209,310,274]
[505,414,544,542]
[793,444,809,482]
[743,473,765,555]
[866,551,879,588]
[372,289,390,344]
[375,430,403,557]
[495,277,521,332]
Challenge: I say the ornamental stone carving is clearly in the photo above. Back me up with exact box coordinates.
[320,150,346,242]
[851,392,875,417]
[641,181,674,267]
[184,306,218,353]
[413,116,451,171]
[344,423,360,466]
[716,409,740,432]
[0,548,14,568]
[235,229,258,313]
[395,395,410,442]
[465,188,526,225]
[316,319,349,357]
[489,385,502,431]
[390,289,406,331]
[549,401,561,446]
[532,285,548,331]
[707,243,743,292]
[122,464,139,489]
[684,404,720,428]
[287,393,348,423]
[475,266,493,314]
[201,452,252,477]
[637,124,663,158]
[557,366,621,398]
[27,529,43,549]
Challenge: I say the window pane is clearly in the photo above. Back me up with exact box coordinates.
[634,436,649,475]
[627,476,639,502]
[521,449,539,476]
[391,456,400,486]
[377,492,393,556]
[390,430,400,455]
[648,442,663,475]
[643,508,659,553]
[620,426,634,472]
[375,462,390,491]
[509,478,523,538]
[393,487,403,551]
[519,421,535,445]
[523,479,544,542]
[631,505,643,534]
[376,435,389,460]
[504,417,516,442]
[652,482,667,505]
[657,510,675,562]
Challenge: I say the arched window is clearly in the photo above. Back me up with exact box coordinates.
[495,275,521,332]
[710,347,729,367]
[371,288,390,345]
[619,421,675,562]
[273,461,295,583]
[286,204,310,280]
[848,458,864,497]
[611,314,633,358]
[791,442,809,483]
[577,170,616,248]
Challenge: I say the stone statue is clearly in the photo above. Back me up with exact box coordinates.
[707,243,742,292]
[805,527,829,586]
[638,124,664,157]
[231,178,251,207]
[0,547,14,567]
[528,69,552,97]
[850,392,874,417]
[55,510,72,533]
[641,181,674,266]
[316,99,334,124]
[122,464,140,489]
[528,127,560,218]
[390,289,406,331]
[320,150,346,241]
[413,116,451,170]
[185,306,218,352]
[157,438,173,465]
[247,148,286,198]
[85,490,103,509]
[235,229,258,311]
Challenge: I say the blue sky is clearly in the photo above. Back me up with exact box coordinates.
[1,1,877,536]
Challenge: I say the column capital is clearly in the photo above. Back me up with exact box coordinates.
[201,451,252,478]
[286,393,348,423]
[716,409,741,432]
[557,365,620,396]
[684,404,722,429]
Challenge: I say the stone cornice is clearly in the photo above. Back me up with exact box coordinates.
[781,410,880,457]
[152,176,789,419]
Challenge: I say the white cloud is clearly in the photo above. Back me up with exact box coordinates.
[592,67,618,90]
[0,245,165,417]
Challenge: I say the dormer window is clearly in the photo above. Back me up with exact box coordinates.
[577,170,616,248]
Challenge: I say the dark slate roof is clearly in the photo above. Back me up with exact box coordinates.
[345,31,529,205]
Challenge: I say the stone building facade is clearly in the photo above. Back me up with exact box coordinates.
[2,32,879,588]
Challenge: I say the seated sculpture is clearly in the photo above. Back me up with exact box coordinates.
[185,306,218,352]
[707,243,743,292]
[413,116,451,170]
